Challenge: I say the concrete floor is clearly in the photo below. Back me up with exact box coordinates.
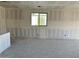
[1,38,79,58]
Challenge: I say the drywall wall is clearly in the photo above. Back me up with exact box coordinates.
[5,7,22,38]
[0,6,6,35]
[5,6,79,39]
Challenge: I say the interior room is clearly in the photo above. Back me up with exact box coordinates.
[1,1,79,58]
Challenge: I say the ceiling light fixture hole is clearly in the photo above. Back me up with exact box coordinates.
[37,6,41,7]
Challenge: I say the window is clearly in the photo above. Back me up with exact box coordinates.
[31,13,47,26]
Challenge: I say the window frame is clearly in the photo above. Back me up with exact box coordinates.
[31,12,48,27]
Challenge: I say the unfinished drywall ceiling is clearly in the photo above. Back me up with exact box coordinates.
[1,1,79,9]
